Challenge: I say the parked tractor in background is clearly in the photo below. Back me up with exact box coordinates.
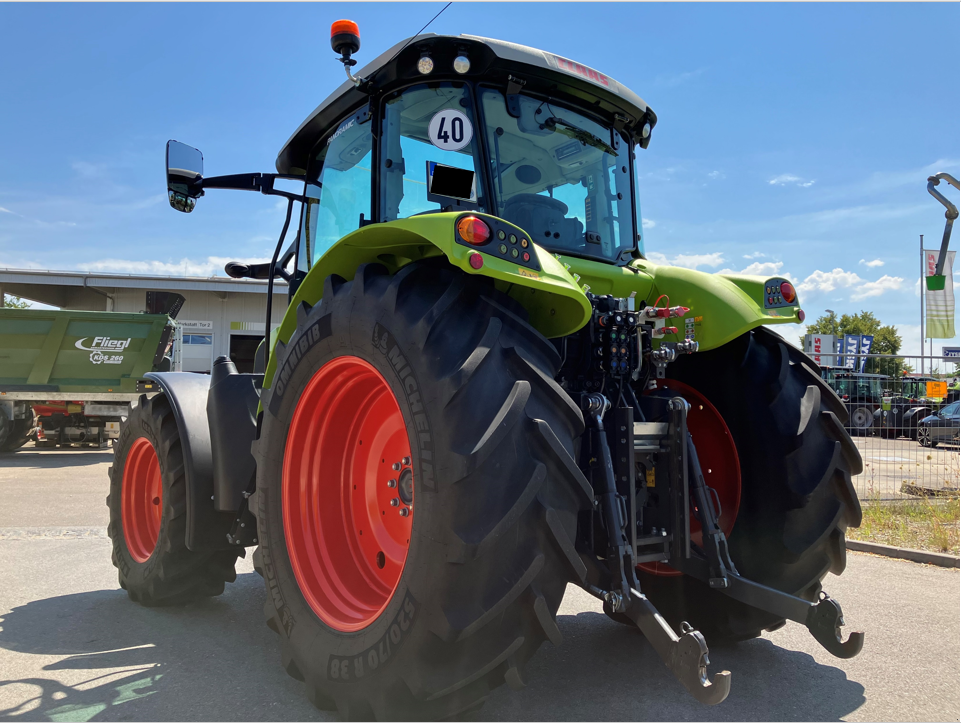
[879,374,951,439]
[819,366,889,435]
[108,25,863,718]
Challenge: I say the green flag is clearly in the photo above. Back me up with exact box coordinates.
[925,249,957,339]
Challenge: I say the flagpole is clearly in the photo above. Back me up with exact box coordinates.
[920,234,925,375]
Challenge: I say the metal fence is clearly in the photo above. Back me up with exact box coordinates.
[815,353,959,500]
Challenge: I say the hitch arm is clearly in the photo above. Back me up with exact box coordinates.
[720,575,864,658]
[620,589,731,705]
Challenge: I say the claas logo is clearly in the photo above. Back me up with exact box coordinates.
[550,54,612,88]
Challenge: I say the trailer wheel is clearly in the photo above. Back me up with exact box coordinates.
[107,393,240,605]
[252,261,589,719]
[623,327,862,642]
[0,412,35,453]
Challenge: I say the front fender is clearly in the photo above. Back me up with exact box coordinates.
[565,257,804,352]
[265,213,591,390]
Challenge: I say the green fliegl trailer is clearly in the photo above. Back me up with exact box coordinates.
[108,24,865,718]
[0,307,177,452]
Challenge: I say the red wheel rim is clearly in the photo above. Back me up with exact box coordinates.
[640,379,741,577]
[122,437,163,563]
[283,355,414,632]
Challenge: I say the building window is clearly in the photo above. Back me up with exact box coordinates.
[183,334,212,345]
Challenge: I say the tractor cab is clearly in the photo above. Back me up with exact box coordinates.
[277,32,656,273]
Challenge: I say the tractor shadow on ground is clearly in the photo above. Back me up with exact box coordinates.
[0,574,864,722]
[481,609,866,722]
[0,572,327,722]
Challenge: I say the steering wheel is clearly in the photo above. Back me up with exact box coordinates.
[503,193,569,215]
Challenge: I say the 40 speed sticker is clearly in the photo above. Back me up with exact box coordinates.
[327,593,417,680]
[428,109,472,152]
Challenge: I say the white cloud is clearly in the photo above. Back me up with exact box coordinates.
[859,258,885,268]
[768,174,800,185]
[655,67,707,87]
[641,218,656,229]
[646,251,726,270]
[717,260,795,280]
[0,206,15,214]
[768,174,816,188]
[743,251,766,259]
[796,268,863,294]
[851,274,904,300]
[795,267,904,301]
[740,260,785,276]
[707,170,725,180]
[77,255,271,278]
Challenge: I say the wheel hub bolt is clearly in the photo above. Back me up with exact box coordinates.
[392,462,402,471]
[399,508,410,517]
[390,498,400,507]
[387,478,397,488]
[402,456,411,466]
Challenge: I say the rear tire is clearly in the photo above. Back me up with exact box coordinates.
[629,327,862,642]
[252,261,590,720]
[848,405,874,435]
[108,394,240,606]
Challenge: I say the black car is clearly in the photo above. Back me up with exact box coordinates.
[918,401,961,447]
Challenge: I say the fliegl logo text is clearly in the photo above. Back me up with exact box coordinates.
[75,336,131,365]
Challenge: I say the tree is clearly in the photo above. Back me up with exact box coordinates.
[2,294,30,309]
[802,310,909,377]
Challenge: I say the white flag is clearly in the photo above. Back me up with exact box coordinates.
[924,249,957,339]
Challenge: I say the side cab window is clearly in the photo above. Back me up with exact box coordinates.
[300,108,374,269]
[380,83,486,221]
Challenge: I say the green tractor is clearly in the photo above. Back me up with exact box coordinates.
[109,24,863,718]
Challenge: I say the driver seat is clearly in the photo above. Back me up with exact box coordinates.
[502,193,584,250]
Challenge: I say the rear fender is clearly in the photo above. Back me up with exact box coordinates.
[565,257,805,352]
[144,372,239,551]
[264,212,591,390]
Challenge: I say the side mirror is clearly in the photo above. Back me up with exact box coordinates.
[166,140,204,213]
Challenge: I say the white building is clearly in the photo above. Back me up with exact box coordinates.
[0,268,287,374]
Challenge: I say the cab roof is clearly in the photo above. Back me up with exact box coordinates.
[276,33,656,176]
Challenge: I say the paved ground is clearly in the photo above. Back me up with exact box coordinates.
[1,447,958,721]
[851,436,959,499]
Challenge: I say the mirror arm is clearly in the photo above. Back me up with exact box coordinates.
[199,173,306,201]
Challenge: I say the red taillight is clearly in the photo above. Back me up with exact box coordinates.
[457,216,491,246]
[780,281,796,303]
[468,253,484,270]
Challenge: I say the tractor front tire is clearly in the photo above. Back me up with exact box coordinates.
[107,393,240,606]
[631,327,863,642]
[252,261,590,720]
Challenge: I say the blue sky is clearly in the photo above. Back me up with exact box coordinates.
[1,2,958,352]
